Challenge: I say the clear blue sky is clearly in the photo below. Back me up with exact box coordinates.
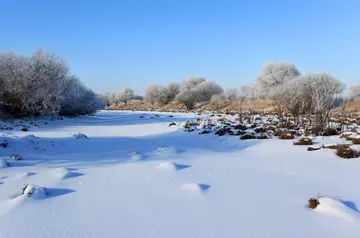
[1,0,359,94]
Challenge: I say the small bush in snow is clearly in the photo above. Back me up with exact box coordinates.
[308,198,320,209]
[10,155,23,161]
[0,140,8,148]
[215,128,226,136]
[336,144,359,159]
[240,133,256,140]
[340,132,356,141]
[322,144,338,149]
[73,133,89,139]
[257,133,270,139]
[307,146,321,151]
[351,137,360,145]
[322,127,339,136]
[294,137,313,146]
[199,129,211,135]
[254,127,265,133]
[21,184,48,198]
[278,132,295,140]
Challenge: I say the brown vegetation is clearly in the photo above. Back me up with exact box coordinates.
[336,144,359,159]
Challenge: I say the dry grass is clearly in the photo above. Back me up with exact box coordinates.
[351,137,360,145]
[294,137,313,146]
[307,146,321,151]
[322,144,338,149]
[278,132,295,140]
[336,144,359,159]
[107,99,274,113]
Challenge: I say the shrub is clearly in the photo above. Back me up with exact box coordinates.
[215,128,226,136]
[240,133,256,140]
[278,132,295,140]
[340,132,356,141]
[257,133,270,139]
[254,127,264,133]
[322,127,339,136]
[322,144,338,149]
[232,124,247,130]
[308,198,320,209]
[307,146,321,151]
[351,136,360,145]
[294,137,313,145]
[336,144,359,159]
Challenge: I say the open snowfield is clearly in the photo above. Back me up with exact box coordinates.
[1,111,360,238]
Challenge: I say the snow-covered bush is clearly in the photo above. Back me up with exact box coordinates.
[349,85,360,99]
[73,133,89,139]
[176,78,223,110]
[21,184,48,198]
[59,76,104,116]
[254,62,300,99]
[0,48,103,117]
[109,88,134,105]
[336,144,359,159]
[166,83,180,102]
[144,84,169,105]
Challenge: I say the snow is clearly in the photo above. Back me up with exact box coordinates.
[0,158,8,168]
[316,197,360,222]
[1,110,360,237]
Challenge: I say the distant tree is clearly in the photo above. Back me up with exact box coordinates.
[116,88,134,104]
[144,84,168,105]
[254,62,300,99]
[349,85,360,99]
[166,83,180,102]
[0,48,103,117]
[176,78,223,110]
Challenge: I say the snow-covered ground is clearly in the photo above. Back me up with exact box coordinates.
[1,110,360,238]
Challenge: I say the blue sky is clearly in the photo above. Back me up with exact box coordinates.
[1,0,359,94]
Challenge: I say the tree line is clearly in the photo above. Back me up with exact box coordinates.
[106,61,360,134]
[0,49,105,118]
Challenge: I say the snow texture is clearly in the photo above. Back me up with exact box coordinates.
[0,110,360,238]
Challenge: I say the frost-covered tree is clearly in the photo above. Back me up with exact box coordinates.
[0,48,103,117]
[255,62,300,99]
[166,83,180,102]
[115,88,134,104]
[349,85,360,99]
[176,78,223,110]
[307,73,344,133]
[59,76,105,115]
[224,86,252,102]
[275,73,343,133]
[144,84,168,105]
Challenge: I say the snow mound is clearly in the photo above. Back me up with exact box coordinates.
[21,185,48,199]
[9,155,23,161]
[315,197,360,221]
[14,172,36,179]
[156,162,191,171]
[181,183,211,193]
[129,150,143,161]
[52,167,72,180]
[146,146,178,160]
[72,133,89,139]
[0,158,9,168]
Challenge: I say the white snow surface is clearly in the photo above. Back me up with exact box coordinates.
[1,110,360,237]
